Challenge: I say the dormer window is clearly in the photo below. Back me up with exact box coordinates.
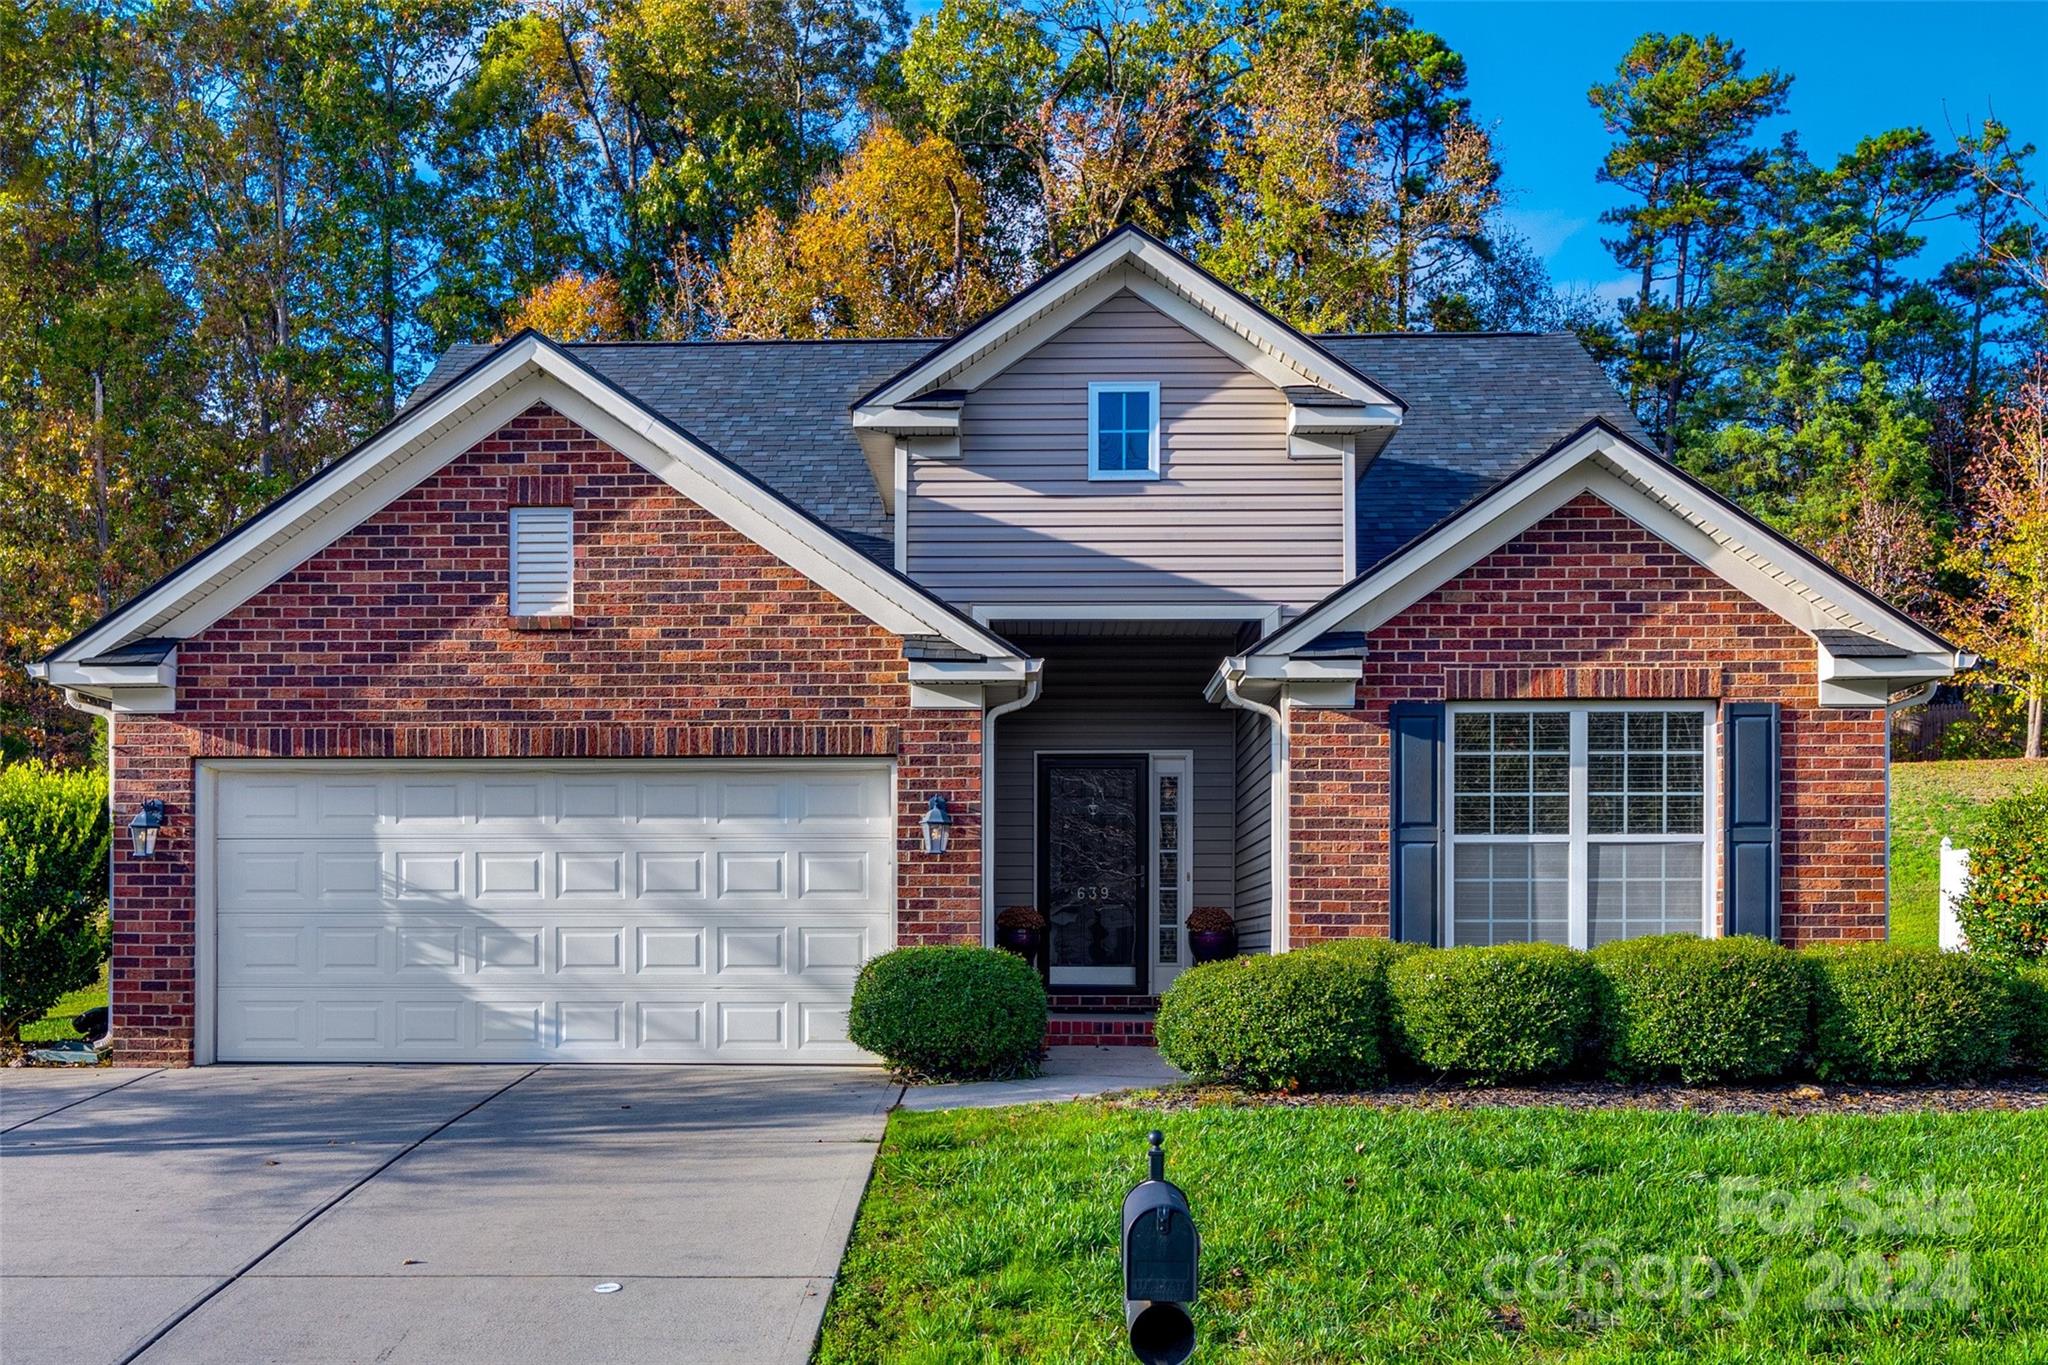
[1088,381,1160,481]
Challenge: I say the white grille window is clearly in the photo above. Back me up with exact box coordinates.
[509,506,574,616]
[1448,705,1712,948]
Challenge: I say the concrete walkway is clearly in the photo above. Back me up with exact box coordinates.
[0,1064,892,1365]
[898,1046,1185,1111]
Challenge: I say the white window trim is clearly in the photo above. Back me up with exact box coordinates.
[1441,701,1718,950]
[509,505,575,617]
[1087,381,1162,482]
[1150,751,1195,994]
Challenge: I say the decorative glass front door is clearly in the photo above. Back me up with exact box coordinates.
[1040,755,1148,990]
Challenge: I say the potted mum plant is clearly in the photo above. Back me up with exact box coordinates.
[1185,906,1237,963]
[995,905,1047,962]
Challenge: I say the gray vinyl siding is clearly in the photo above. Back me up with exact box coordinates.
[991,636,1237,917]
[908,290,1347,610]
[1233,706,1274,951]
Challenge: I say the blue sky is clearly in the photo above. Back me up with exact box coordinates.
[1406,1,2048,301]
[903,1,2047,301]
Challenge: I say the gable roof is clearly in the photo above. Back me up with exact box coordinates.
[1248,418,1961,695]
[37,332,1021,678]
[854,226,1406,415]
[408,330,1629,576]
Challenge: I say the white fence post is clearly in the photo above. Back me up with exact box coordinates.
[1938,837,1972,952]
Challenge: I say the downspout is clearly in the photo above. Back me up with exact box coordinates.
[980,668,1043,943]
[63,691,118,1058]
[1876,654,1971,935]
[1219,663,1290,954]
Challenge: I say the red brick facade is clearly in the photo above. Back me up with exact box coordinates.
[108,405,985,1065]
[1289,493,1889,949]
[103,418,1897,1063]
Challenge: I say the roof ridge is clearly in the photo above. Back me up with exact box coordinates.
[1314,330,1573,340]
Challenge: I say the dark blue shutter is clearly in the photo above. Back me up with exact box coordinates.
[1389,702,1444,945]
[1723,701,1781,940]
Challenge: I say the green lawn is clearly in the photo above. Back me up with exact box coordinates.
[18,965,109,1045]
[1889,759,2048,946]
[819,1101,2048,1363]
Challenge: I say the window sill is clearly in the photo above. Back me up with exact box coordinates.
[508,614,576,632]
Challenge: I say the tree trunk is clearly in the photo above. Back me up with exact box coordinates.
[2029,689,2043,762]
[1665,226,1688,461]
[92,369,110,613]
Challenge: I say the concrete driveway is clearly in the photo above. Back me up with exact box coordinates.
[0,1064,892,1365]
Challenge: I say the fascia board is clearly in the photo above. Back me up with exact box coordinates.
[1817,648,1959,684]
[42,656,177,690]
[1265,429,1950,658]
[152,380,557,643]
[861,240,1399,410]
[1594,440,1952,655]
[1125,242,1398,404]
[866,264,1131,406]
[851,407,960,435]
[1287,404,1403,433]
[50,338,549,664]
[907,659,1038,684]
[52,337,1019,668]
[1237,655,1365,683]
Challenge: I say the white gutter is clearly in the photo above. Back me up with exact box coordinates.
[980,671,1044,942]
[1216,659,1291,954]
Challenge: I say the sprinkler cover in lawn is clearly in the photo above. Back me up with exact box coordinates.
[1122,1130,1199,1364]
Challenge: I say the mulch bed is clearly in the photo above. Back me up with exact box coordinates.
[1123,1077,2048,1116]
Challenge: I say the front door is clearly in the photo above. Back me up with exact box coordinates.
[1039,755,1148,992]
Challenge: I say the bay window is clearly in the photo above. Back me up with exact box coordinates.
[1447,704,1714,948]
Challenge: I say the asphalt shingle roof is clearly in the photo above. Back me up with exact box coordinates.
[1316,333,1645,572]
[411,330,1641,575]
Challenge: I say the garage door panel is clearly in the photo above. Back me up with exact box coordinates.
[220,841,888,912]
[223,914,880,979]
[216,987,872,1061]
[212,764,892,1063]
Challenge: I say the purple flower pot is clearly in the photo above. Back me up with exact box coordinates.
[1189,927,1237,963]
[997,925,1042,961]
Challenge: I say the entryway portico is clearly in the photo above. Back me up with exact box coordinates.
[976,617,1281,1033]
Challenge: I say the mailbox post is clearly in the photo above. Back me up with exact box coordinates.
[1121,1130,1199,1364]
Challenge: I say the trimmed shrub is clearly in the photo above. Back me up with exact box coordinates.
[1156,950,1390,1090]
[2012,962,2048,1074]
[1952,789,2048,962]
[1,762,110,1042]
[1593,934,1810,1083]
[1807,943,2017,1082]
[847,946,1046,1080]
[1389,943,1598,1083]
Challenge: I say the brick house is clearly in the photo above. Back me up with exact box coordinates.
[31,229,1963,1065]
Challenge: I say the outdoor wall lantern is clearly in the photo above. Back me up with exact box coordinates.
[920,795,952,854]
[128,799,165,858]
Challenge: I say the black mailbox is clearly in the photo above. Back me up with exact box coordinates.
[1121,1130,1199,1364]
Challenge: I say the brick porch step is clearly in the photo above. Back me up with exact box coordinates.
[1045,1012,1157,1047]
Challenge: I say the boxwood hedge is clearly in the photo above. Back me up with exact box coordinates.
[1156,949,1391,1090]
[1389,942,1600,1083]
[1593,934,1811,1084]
[1807,943,2017,1083]
[847,946,1046,1080]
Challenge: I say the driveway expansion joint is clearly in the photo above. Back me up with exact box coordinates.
[117,1065,547,1364]
[0,1068,166,1134]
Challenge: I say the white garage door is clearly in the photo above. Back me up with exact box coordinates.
[208,763,893,1063]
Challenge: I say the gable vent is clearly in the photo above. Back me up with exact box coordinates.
[509,506,574,616]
